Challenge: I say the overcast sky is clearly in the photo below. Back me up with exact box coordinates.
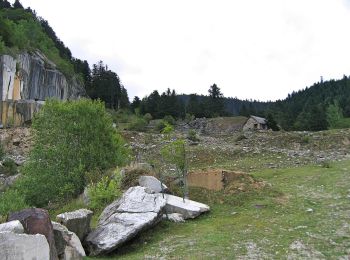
[17,0,350,101]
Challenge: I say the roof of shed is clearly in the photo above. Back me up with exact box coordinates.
[250,115,267,124]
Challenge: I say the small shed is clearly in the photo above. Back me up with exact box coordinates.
[243,115,268,131]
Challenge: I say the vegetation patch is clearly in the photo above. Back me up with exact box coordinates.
[0,99,129,219]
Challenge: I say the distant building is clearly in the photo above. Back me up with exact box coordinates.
[243,115,268,131]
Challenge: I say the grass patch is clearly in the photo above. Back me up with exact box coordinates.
[86,160,350,259]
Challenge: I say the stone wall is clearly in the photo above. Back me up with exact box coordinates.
[0,51,86,126]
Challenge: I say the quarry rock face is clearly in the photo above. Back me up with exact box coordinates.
[85,186,167,256]
[164,194,210,219]
[0,232,50,260]
[8,208,58,260]
[56,208,93,242]
[0,51,86,126]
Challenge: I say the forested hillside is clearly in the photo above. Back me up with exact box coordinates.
[0,0,129,109]
[269,77,350,130]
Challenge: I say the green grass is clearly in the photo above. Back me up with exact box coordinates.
[86,160,350,259]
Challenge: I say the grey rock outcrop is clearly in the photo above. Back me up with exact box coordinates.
[0,232,50,260]
[0,220,24,233]
[0,173,20,192]
[164,194,210,219]
[138,175,168,193]
[0,51,86,126]
[56,209,93,242]
[85,186,167,256]
[8,208,58,260]
[52,221,85,260]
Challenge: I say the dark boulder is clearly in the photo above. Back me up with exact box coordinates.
[8,208,58,260]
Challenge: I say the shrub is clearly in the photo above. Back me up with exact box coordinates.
[161,122,174,135]
[185,113,195,123]
[120,166,155,190]
[156,120,167,132]
[0,189,28,220]
[16,99,130,207]
[0,158,17,176]
[187,129,199,142]
[128,117,148,131]
[143,113,153,123]
[87,172,122,211]
[301,135,310,144]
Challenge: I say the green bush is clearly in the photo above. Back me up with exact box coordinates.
[143,113,153,123]
[128,117,148,131]
[111,109,132,124]
[0,189,28,220]
[0,158,17,176]
[161,122,174,135]
[87,172,122,211]
[16,99,130,207]
[185,113,195,123]
[156,120,167,132]
[187,129,199,142]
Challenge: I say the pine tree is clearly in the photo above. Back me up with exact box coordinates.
[266,113,279,131]
[13,0,24,9]
[0,0,11,8]
[207,84,225,117]
[131,96,141,112]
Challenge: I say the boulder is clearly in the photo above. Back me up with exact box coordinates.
[52,221,85,260]
[56,208,93,241]
[164,213,185,223]
[138,175,168,193]
[0,232,50,260]
[8,208,58,260]
[164,194,210,219]
[85,186,167,256]
[0,220,24,233]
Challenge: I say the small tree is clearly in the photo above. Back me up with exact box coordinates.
[266,113,280,131]
[326,101,344,129]
[161,139,188,201]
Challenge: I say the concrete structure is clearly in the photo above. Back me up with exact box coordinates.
[243,115,268,131]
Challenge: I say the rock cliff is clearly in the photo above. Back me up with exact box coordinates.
[0,51,86,126]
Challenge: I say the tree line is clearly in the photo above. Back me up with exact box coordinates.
[130,84,227,119]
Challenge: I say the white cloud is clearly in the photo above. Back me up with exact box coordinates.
[18,0,350,101]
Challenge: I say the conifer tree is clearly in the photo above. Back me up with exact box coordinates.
[0,0,11,8]
[13,0,24,9]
